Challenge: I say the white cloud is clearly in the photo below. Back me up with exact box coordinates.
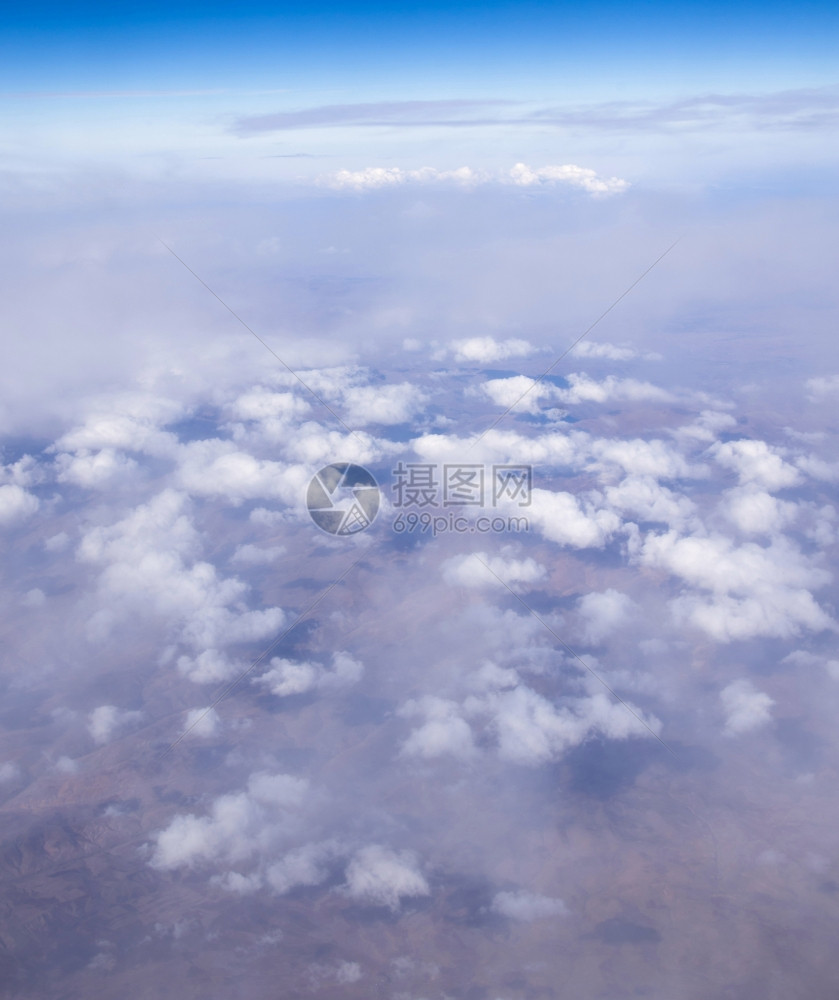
[672,409,738,445]
[78,490,284,671]
[341,383,428,426]
[0,761,21,783]
[491,890,568,921]
[324,165,479,191]
[721,487,797,535]
[399,697,477,760]
[466,685,660,765]
[175,440,309,506]
[54,756,79,774]
[54,395,181,459]
[672,591,833,643]
[577,589,636,643]
[589,438,701,479]
[44,531,70,552]
[183,707,220,737]
[342,845,430,910]
[478,375,563,416]
[805,374,839,399]
[0,455,42,488]
[442,551,546,590]
[604,475,698,530]
[711,439,802,491]
[231,543,286,565]
[265,841,340,895]
[336,962,362,984]
[254,651,364,698]
[555,373,673,406]
[150,771,310,871]
[411,427,584,469]
[0,484,39,526]
[449,337,535,363]
[796,454,839,482]
[87,704,144,745]
[55,448,138,488]
[177,649,238,684]
[227,388,311,425]
[322,163,629,196]
[570,341,654,361]
[509,162,629,195]
[528,488,622,549]
[783,649,839,680]
[720,679,774,735]
[640,530,835,641]
[640,531,825,596]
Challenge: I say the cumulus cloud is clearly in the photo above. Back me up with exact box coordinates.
[0,455,41,488]
[87,705,144,745]
[55,448,138,488]
[320,162,629,195]
[399,697,477,760]
[183,707,220,737]
[442,551,546,591]
[231,543,286,565]
[78,490,284,674]
[0,761,21,783]
[795,453,839,483]
[227,387,311,426]
[477,375,562,415]
[254,651,364,698]
[150,771,310,871]
[54,394,181,459]
[528,488,622,549]
[449,337,535,363]
[711,439,802,491]
[672,409,738,445]
[555,373,673,406]
[720,680,774,735]
[783,649,839,680]
[491,890,568,921]
[464,685,661,765]
[570,340,658,361]
[577,589,637,644]
[325,166,480,190]
[0,483,39,526]
[476,373,676,426]
[341,383,428,426]
[177,649,238,685]
[175,440,309,506]
[411,427,584,469]
[721,487,798,535]
[265,841,341,895]
[508,162,629,195]
[336,962,362,984]
[594,438,702,481]
[342,845,430,910]
[603,475,698,530]
[805,374,839,399]
[640,530,835,641]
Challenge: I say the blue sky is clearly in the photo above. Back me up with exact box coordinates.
[4,0,838,96]
[2,0,836,191]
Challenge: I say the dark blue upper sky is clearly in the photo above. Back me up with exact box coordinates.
[3,0,837,96]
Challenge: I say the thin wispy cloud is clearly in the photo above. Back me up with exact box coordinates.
[232,86,839,137]
[233,99,519,133]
